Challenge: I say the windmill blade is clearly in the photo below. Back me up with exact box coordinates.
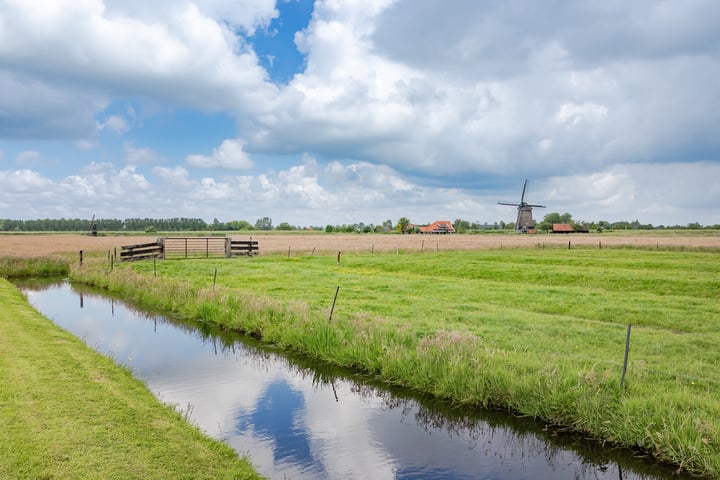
[520,179,528,203]
[515,209,522,230]
[527,204,546,208]
[498,202,520,206]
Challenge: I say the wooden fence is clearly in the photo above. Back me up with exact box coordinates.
[119,240,163,262]
[120,237,258,261]
[229,239,260,257]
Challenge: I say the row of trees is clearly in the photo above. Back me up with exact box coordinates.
[0,217,208,232]
[1,216,717,233]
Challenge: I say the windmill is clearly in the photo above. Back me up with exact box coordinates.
[498,180,546,232]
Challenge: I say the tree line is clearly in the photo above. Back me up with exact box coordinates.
[0,215,717,233]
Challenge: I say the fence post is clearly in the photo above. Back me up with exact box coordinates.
[213,268,217,290]
[79,250,83,266]
[329,286,340,322]
[621,324,632,389]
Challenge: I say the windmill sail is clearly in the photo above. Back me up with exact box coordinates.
[498,179,546,232]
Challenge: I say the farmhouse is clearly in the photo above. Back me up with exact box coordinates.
[420,220,455,234]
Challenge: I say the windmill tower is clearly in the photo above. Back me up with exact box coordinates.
[498,180,546,232]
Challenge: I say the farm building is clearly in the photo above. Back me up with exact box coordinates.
[552,223,574,234]
[420,221,455,234]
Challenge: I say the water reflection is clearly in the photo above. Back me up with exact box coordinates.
[17,279,692,480]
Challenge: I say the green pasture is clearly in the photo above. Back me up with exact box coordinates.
[0,277,263,480]
[71,246,720,476]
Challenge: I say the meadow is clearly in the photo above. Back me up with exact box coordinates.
[70,244,720,477]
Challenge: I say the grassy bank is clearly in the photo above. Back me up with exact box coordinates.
[0,255,69,277]
[0,277,263,480]
[71,248,720,477]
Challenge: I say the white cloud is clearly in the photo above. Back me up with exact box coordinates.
[554,102,608,127]
[0,0,718,226]
[99,115,129,134]
[124,143,160,165]
[153,165,194,188]
[186,139,253,170]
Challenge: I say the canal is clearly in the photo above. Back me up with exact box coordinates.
[19,279,689,479]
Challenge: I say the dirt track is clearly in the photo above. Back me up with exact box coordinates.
[0,232,718,258]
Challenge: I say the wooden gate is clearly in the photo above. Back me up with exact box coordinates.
[161,237,227,259]
[121,237,259,261]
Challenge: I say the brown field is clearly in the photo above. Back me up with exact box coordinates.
[0,232,718,257]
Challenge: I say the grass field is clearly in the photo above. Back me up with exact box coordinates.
[69,245,720,477]
[0,277,264,480]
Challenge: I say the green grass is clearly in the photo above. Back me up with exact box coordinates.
[0,278,264,480]
[0,255,70,278]
[71,248,720,477]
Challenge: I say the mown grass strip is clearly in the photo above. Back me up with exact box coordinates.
[0,278,263,480]
[72,248,720,477]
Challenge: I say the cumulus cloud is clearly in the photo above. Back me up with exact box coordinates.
[0,0,718,225]
[99,115,130,134]
[186,139,253,170]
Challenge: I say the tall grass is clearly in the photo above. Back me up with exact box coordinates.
[0,255,69,278]
[70,248,720,477]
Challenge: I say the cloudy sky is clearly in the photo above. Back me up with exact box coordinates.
[1,0,719,227]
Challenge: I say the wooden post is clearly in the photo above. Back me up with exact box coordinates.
[329,286,340,322]
[621,324,632,388]
[79,250,83,266]
[337,251,341,266]
[568,240,571,250]
[213,268,217,290]
[288,245,291,258]
[153,257,157,278]
[421,240,425,252]
[110,255,114,272]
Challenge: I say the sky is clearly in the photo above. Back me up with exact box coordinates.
[1,0,719,227]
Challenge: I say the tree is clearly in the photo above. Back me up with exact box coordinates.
[538,212,573,232]
[227,220,253,230]
[276,222,294,231]
[453,218,470,233]
[254,217,273,230]
[397,217,410,234]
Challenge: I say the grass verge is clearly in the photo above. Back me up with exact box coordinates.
[0,277,263,480]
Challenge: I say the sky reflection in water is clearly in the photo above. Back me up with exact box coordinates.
[20,280,687,480]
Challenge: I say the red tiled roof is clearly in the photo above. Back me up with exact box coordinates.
[552,223,574,233]
[420,220,455,233]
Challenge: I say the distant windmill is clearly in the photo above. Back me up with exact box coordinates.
[498,180,546,232]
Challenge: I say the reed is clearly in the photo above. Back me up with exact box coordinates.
[69,248,720,477]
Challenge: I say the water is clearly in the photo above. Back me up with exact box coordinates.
[19,279,689,480]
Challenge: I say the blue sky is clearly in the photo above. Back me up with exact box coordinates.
[0,0,719,226]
